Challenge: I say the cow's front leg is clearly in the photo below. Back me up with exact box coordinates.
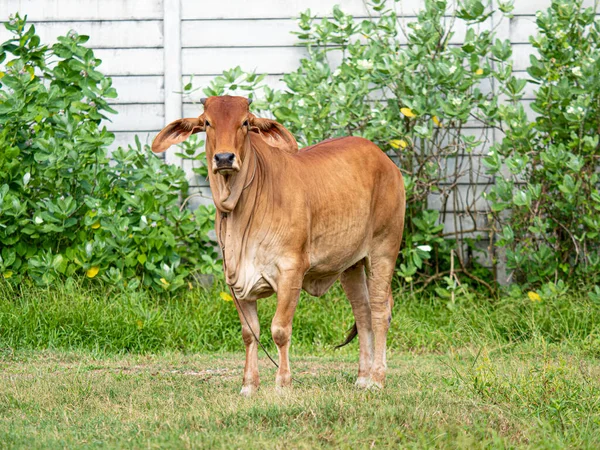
[271,272,303,390]
[234,298,260,396]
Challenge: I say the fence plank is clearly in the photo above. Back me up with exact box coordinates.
[94,48,164,76]
[103,104,164,132]
[509,16,537,44]
[163,0,183,168]
[182,46,317,76]
[182,16,493,48]
[182,0,374,20]
[511,0,595,15]
[111,76,164,104]
[2,0,163,20]
[0,20,163,48]
[182,19,298,47]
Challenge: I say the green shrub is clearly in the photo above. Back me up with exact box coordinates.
[0,14,220,290]
[484,0,600,287]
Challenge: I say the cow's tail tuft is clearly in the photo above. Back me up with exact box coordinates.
[335,323,358,349]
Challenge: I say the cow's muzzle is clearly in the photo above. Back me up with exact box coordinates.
[213,152,240,175]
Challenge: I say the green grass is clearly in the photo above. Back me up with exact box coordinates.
[1,280,599,448]
[0,346,599,448]
[0,280,598,356]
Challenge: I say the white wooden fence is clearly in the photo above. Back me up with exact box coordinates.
[1,0,596,279]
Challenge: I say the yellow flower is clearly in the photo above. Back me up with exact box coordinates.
[188,281,194,290]
[160,278,170,287]
[475,68,484,75]
[86,266,99,278]
[91,222,100,229]
[3,271,13,279]
[136,319,143,330]
[528,291,541,302]
[400,107,416,118]
[389,139,408,149]
[432,116,442,126]
[220,291,233,302]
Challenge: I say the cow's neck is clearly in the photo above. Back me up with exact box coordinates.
[209,139,269,288]
[207,138,259,214]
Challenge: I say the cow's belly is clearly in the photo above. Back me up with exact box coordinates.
[302,239,368,297]
[302,272,341,297]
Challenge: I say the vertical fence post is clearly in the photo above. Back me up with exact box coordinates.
[491,0,510,284]
[163,0,182,168]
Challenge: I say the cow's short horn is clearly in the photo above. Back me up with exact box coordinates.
[247,97,253,105]
[200,97,207,105]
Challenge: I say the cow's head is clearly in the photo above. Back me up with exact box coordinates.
[152,95,297,178]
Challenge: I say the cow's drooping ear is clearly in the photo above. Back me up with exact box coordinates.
[152,116,205,153]
[248,114,298,154]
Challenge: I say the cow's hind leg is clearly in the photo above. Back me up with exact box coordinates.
[340,261,374,388]
[366,255,396,389]
[234,298,260,396]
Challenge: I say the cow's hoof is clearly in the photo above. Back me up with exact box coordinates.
[355,376,370,388]
[275,374,292,390]
[366,379,383,390]
[240,385,258,397]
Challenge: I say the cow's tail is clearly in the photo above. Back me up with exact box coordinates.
[335,323,358,349]
[335,289,393,349]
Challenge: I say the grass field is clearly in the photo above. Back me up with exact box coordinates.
[1,280,599,448]
[1,345,599,449]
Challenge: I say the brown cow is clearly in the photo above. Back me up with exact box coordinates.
[153,96,405,395]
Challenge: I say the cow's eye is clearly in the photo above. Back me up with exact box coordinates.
[243,120,249,127]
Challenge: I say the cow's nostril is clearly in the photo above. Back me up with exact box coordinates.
[227,153,235,163]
